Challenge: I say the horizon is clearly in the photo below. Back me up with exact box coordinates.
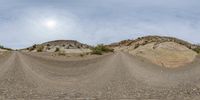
[1,35,199,50]
[1,0,200,49]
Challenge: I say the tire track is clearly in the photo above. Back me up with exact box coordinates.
[0,52,38,99]
[0,52,16,78]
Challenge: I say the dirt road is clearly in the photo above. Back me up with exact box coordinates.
[0,51,200,100]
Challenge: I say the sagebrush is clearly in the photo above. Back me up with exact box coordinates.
[91,44,114,55]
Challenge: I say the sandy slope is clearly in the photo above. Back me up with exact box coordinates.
[0,49,7,52]
[123,42,197,68]
[0,51,200,99]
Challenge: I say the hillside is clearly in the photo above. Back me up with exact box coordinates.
[111,35,200,53]
[130,42,197,68]
[0,45,12,51]
[24,40,91,53]
[0,48,6,52]
[110,36,200,68]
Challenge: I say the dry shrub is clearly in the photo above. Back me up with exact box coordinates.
[91,44,114,55]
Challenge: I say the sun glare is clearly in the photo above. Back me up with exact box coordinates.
[44,19,57,29]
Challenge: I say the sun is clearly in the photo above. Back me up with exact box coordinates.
[44,19,57,29]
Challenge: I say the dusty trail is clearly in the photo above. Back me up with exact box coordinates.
[0,51,200,99]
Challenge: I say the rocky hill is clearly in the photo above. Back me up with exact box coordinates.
[24,40,91,53]
[110,35,200,53]
[42,40,91,49]
[110,35,200,68]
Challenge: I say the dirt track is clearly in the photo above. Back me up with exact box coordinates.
[0,52,200,100]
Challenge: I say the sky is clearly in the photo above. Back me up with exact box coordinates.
[0,0,200,49]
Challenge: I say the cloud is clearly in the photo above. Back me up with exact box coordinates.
[0,0,200,48]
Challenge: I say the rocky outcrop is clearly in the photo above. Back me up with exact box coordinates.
[24,40,91,53]
[42,40,91,49]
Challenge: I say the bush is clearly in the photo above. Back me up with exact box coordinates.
[80,54,84,57]
[37,49,42,52]
[58,52,66,56]
[193,47,200,53]
[92,49,103,55]
[0,45,12,51]
[37,46,44,52]
[91,44,114,55]
[0,45,4,49]
[46,44,50,46]
[55,48,60,52]
[134,44,140,49]
[32,44,37,49]
[29,44,37,51]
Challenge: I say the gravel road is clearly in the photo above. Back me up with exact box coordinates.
[0,51,200,100]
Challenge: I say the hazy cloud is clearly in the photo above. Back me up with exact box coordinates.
[0,0,200,48]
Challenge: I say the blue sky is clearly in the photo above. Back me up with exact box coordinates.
[0,0,200,48]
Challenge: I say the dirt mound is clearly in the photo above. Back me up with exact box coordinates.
[110,36,199,68]
[129,42,197,68]
[23,40,91,53]
[111,35,200,53]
